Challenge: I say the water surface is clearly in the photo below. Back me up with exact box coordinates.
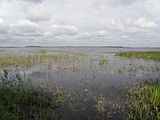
[1,47,160,119]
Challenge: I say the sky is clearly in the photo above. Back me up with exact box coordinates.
[0,0,160,47]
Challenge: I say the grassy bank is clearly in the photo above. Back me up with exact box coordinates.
[116,52,160,61]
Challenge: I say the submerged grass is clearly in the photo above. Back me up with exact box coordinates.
[116,52,160,61]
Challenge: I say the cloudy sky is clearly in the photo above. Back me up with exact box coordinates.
[0,0,160,47]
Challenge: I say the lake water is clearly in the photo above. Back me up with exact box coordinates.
[0,47,160,119]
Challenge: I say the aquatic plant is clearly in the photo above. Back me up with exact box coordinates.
[95,96,106,113]
[35,50,49,53]
[47,62,52,69]
[0,69,23,88]
[116,52,160,61]
[0,54,76,67]
[126,81,160,120]
[74,52,88,56]
[117,68,123,73]
[71,64,81,72]
[99,56,107,66]
[0,70,67,120]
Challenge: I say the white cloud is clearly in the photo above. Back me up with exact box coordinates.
[22,0,43,3]
[133,18,157,28]
[0,17,4,23]
[11,19,39,27]
[78,30,109,39]
[121,35,129,39]
[50,24,79,36]
[25,4,51,22]
[110,0,146,6]
[0,0,160,46]
[0,0,43,3]
[110,19,124,30]
[10,19,41,34]
[0,17,9,34]
[124,27,143,33]
[98,30,107,36]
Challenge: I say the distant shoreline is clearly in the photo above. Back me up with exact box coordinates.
[0,46,160,49]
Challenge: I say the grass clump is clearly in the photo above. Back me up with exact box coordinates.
[74,52,88,56]
[126,81,160,120]
[36,50,49,53]
[0,69,67,120]
[99,56,107,65]
[71,64,81,72]
[95,96,106,113]
[116,52,160,61]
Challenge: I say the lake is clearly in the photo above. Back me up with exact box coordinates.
[0,47,160,119]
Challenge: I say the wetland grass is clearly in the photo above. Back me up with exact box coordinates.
[117,52,160,61]
[0,70,67,120]
[71,64,81,72]
[74,52,88,56]
[117,68,123,73]
[126,81,160,120]
[35,50,49,53]
[0,54,78,67]
[99,56,107,65]
[95,96,106,113]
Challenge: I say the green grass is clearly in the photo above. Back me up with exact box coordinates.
[126,82,160,120]
[116,52,160,61]
[35,50,49,53]
[95,96,106,113]
[0,54,76,67]
[74,52,88,56]
[0,70,67,120]
[0,88,64,120]
[99,56,107,65]
[0,51,88,67]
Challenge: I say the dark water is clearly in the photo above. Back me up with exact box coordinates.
[1,47,160,119]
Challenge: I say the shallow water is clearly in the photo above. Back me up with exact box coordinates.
[1,47,160,119]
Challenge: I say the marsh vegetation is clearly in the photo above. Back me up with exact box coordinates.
[126,81,160,120]
[117,52,160,61]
